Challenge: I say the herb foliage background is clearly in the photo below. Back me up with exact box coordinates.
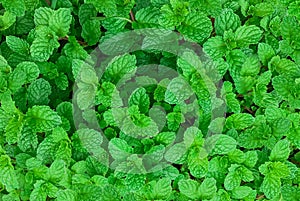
[0,0,300,200]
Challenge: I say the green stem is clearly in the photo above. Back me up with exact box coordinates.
[92,16,133,24]
[51,0,57,9]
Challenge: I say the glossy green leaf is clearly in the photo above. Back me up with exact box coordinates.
[235,25,263,47]
[269,139,290,161]
[178,12,212,43]
[49,8,72,37]
[81,20,101,46]
[34,7,53,26]
[226,113,255,130]
[178,179,200,200]
[6,36,30,55]
[28,78,51,106]
[203,36,227,59]
[0,12,16,31]
[1,0,25,17]
[260,175,281,199]
[215,9,241,36]
[25,105,62,132]
[129,87,150,113]
[205,134,237,155]
[103,54,137,84]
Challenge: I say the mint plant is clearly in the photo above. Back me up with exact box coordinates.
[0,0,300,200]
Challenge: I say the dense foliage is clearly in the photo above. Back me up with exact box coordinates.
[0,0,300,200]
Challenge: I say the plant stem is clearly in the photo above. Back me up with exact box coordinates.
[51,0,57,9]
[130,10,135,21]
[92,16,133,24]
[59,36,88,47]
[45,0,51,6]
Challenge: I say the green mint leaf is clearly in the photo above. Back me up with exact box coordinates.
[55,73,69,90]
[18,124,38,152]
[47,159,66,183]
[30,27,60,61]
[208,117,225,134]
[281,185,300,201]
[6,36,30,55]
[240,55,260,76]
[178,179,200,200]
[224,170,241,190]
[272,118,291,138]
[231,186,255,200]
[203,36,227,59]
[49,8,72,37]
[108,138,133,161]
[81,20,101,46]
[25,105,62,132]
[154,132,176,146]
[103,54,137,84]
[258,43,275,66]
[133,7,161,29]
[28,78,51,106]
[34,7,54,26]
[124,174,145,191]
[214,9,241,36]
[1,0,25,17]
[272,75,291,98]
[259,161,290,178]
[2,1,300,199]
[260,175,281,199]
[76,128,103,155]
[269,139,290,162]
[151,178,172,199]
[160,1,188,27]
[1,92,18,115]
[167,111,184,131]
[0,108,11,132]
[15,62,40,83]
[95,82,115,107]
[0,155,20,192]
[30,181,47,201]
[178,12,212,44]
[129,87,150,113]
[227,149,245,164]
[37,128,67,164]
[78,3,97,25]
[8,66,26,92]
[164,142,187,164]
[234,25,263,47]
[205,134,237,155]
[184,126,203,148]
[63,37,89,60]
[178,178,217,200]
[165,77,194,105]
[198,178,217,200]
[243,150,258,168]
[143,145,165,163]
[5,117,23,144]
[0,11,16,31]
[225,113,255,130]
[188,147,208,178]
[221,82,240,113]
[248,2,274,17]
[280,16,300,42]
